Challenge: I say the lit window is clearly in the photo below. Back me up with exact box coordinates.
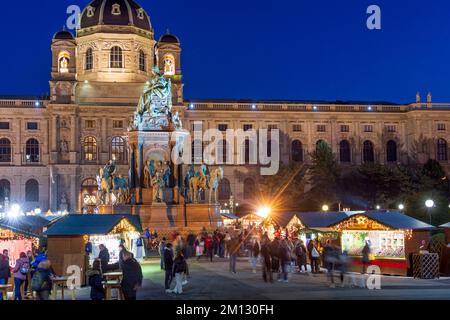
[25,139,40,163]
[163,54,175,76]
[83,136,97,161]
[111,136,126,162]
[58,51,70,73]
[110,46,123,69]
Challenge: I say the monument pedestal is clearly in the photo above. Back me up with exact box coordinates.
[98,204,133,215]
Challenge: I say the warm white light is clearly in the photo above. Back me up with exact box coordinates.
[398,204,404,210]
[313,105,318,111]
[34,208,42,215]
[376,205,381,210]
[235,203,239,207]
[35,101,40,107]
[84,80,89,84]
[252,104,257,110]
[189,104,194,109]
[256,206,271,219]
[322,204,329,212]
[425,199,434,208]
[368,106,372,111]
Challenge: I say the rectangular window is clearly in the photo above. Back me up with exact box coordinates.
[243,124,253,131]
[85,120,95,129]
[292,124,302,132]
[0,122,10,130]
[363,125,373,132]
[340,125,350,133]
[113,120,123,129]
[268,124,278,131]
[27,122,38,130]
[218,124,228,132]
[386,125,396,133]
[316,125,326,132]
[192,122,202,132]
[437,123,446,131]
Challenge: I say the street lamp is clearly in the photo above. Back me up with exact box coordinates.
[322,204,329,212]
[376,205,381,210]
[425,199,434,225]
[256,206,271,219]
[398,204,405,211]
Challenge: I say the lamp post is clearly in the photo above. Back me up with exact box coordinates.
[398,204,405,211]
[425,199,434,225]
[322,204,329,212]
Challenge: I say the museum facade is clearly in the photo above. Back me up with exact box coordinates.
[1,0,450,214]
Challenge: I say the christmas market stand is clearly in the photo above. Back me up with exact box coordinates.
[330,211,435,276]
[440,223,450,276]
[0,215,50,267]
[44,214,143,283]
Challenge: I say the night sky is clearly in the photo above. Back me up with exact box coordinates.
[1,0,450,103]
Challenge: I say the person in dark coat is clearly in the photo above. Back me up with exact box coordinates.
[172,252,187,294]
[0,252,10,301]
[260,238,273,283]
[119,245,134,269]
[87,259,105,300]
[121,251,143,300]
[163,243,174,293]
[31,260,53,300]
[270,238,280,277]
[98,244,110,273]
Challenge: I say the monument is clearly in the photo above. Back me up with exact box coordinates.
[97,67,223,235]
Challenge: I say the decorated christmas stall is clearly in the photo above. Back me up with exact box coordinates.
[44,214,143,282]
[330,211,434,276]
[0,216,50,267]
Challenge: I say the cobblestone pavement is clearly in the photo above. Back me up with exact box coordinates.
[62,257,450,300]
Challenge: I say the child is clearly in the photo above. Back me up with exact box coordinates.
[172,252,187,294]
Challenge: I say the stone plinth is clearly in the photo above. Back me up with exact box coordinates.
[98,204,133,214]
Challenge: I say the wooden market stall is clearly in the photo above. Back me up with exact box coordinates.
[44,214,142,284]
[330,211,434,276]
[440,223,450,276]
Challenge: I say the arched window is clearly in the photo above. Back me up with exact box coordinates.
[163,54,175,76]
[85,48,93,70]
[111,136,126,163]
[339,140,351,163]
[25,139,40,163]
[0,138,11,162]
[110,46,123,68]
[291,140,303,162]
[243,178,256,200]
[0,179,10,205]
[386,140,397,162]
[58,51,70,73]
[437,138,448,161]
[192,140,203,164]
[83,136,97,161]
[25,179,39,202]
[363,140,374,163]
[218,178,231,201]
[139,50,146,72]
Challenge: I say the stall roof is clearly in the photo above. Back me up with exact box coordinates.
[44,214,142,236]
[0,215,51,237]
[440,222,450,228]
[341,211,435,230]
[295,212,352,228]
[221,212,240,220]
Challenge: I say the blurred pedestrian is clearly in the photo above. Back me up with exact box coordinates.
[172,252,187,294]
[278,240,291,282]
[87,259,105,300]
[323,240,336,287]
[270,238,280,278]
[227,235,240,274]
[164,243,174,293]
[205,234,214,262]
[31,260,53,300]
[159,237,167,270]
[0,252,10,300]
[308,240,320,273]
[98,244,110,273]
[121,251,143,300]
[13,252,29,300]
[261,237,273,283]
[295,240,308,273]
[362,241,371,274]
[250,238,260,273]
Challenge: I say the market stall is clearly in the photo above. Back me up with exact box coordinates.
[330,211,434,276]
[44,214,143,283]
[0,216,50,267]
[440,223,450,276]
[220,212,240,228]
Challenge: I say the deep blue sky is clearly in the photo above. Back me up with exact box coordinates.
[1,0,450,103]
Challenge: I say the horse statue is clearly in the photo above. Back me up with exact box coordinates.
[112,175,129,204]
[207,167,224,204]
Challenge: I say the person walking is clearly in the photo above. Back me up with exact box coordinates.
[172,252,187,294]
[163,243,174,293]
[159,237,167,270]
[195,235,205,261]
[250,238,260,273]
[308,240,320,274]
[0,252,10,300]
[12,252,29,300]
[205,234,214,262]
[87,259,105,300]
[279,240,291,282]
[121,251,143,300]
[187,232,196,258]
[260,237,273,283]
[323,240,336,288]
[270,238,280,279]
[361,241,371,274]
[31,260,53,300]
[119,244,134,269]
[227,235,239,274]
[295,240,308,273]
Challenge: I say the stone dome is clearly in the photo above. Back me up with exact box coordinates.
[80,0,152,32]
[159,33,180,44]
